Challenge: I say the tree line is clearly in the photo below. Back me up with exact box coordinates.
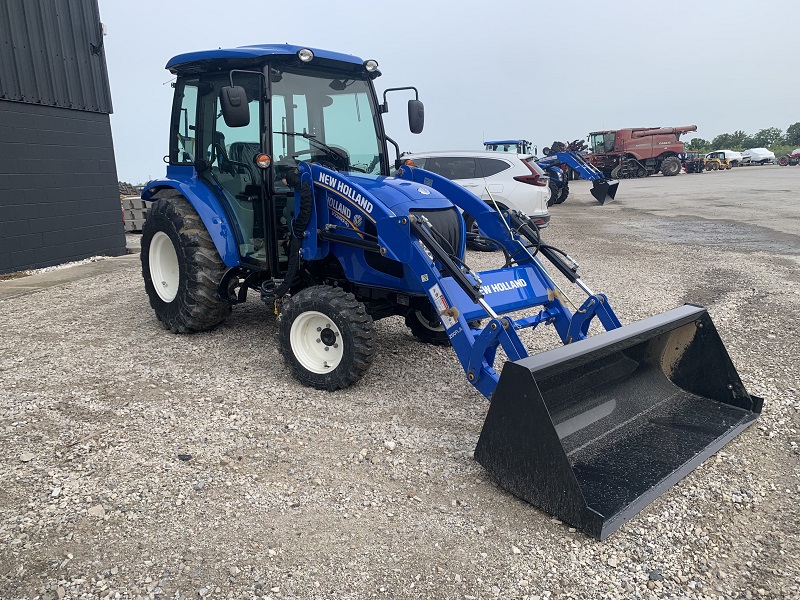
[686,123,800,155]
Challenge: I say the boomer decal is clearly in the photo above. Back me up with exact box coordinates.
[316,171,374,219]
[479,278,528,295]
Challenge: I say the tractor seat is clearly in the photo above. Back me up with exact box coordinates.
[228,142,261,166]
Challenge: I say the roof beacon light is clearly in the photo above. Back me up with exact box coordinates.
[297,48,314,63]
[364,59,379,72]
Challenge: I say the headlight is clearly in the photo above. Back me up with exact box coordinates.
[364,59,379,72]
[297,48,314,63]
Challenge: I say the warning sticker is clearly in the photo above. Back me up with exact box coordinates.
[429,284,457,329]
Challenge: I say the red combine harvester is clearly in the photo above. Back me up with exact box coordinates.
[587,126,697,178]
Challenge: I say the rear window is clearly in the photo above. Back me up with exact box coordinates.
[522,157,545,175]
[477,158,510,177]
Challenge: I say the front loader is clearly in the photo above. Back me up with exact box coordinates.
[140,44,762,539]
[483,139,618,205]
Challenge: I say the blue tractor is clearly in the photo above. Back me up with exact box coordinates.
[484,139,619,205]
[141,44,762,539]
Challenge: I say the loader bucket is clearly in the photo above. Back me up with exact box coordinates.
[590,179,619,204]
[474,304,762,540]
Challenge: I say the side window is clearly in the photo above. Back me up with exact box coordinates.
[449,158,478,179]
[477,158,510,178]
[411,158,426,169]
[426,157,477,180]
[171,78,198,164]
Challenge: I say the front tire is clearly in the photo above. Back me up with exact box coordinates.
[554,184,569,204]
[547,181,559,207]
[141,194,230,333]
[660,156,681,176]
[278,286,375,391]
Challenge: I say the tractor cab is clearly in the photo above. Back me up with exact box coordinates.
[588,131,616,154]
[165,45,422,279]
[483,139,534,155]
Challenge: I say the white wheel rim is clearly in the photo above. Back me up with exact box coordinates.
[290,311,344,374]
[149,231,180,303]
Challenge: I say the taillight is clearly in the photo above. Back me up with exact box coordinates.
[514,174,547,186]
[516,160,548,186]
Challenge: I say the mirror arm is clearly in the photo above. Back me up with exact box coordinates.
[385,136,400,168]
[381,86,420,111]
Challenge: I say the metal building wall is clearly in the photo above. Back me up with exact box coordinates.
[0,0,113,113]
[0,0,125,274]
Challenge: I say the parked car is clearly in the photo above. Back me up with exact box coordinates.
[741,148,776,165]
[401,150,551,250]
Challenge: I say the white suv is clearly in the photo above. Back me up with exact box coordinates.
[401,150,550,249]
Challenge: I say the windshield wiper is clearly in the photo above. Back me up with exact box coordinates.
[275,131,346,162]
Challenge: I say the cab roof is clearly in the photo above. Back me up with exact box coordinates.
[166,44,365,72]
[484,140,530,146]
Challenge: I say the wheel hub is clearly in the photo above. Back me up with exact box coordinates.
[319,327,337,346]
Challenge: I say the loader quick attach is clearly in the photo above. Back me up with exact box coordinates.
[140,43,763,540]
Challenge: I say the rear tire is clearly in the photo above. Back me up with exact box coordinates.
[141,194,230,333]
[405,308,449,345]
[405,306,481,345]
[660,156,681,176]
[778,156,789,166]
[464,213,498,252]
[278,286,375,391]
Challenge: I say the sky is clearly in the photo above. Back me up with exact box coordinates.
[99,0,800,184]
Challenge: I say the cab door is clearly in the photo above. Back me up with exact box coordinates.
[196,72,267,268]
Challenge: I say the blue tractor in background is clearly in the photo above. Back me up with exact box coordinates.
[140,44,761,539]
[484,139,619,205]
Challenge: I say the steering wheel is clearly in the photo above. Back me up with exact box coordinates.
[291,148,345,172]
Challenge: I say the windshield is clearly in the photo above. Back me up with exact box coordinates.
[270,68,383,176]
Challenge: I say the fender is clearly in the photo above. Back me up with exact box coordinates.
[141,165,240,267]
[545,165,564,182]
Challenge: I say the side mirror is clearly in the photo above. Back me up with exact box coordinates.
[219,86,250,127]
[408,99,424,134]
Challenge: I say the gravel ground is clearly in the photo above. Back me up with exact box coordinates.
[1,168,799,599]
